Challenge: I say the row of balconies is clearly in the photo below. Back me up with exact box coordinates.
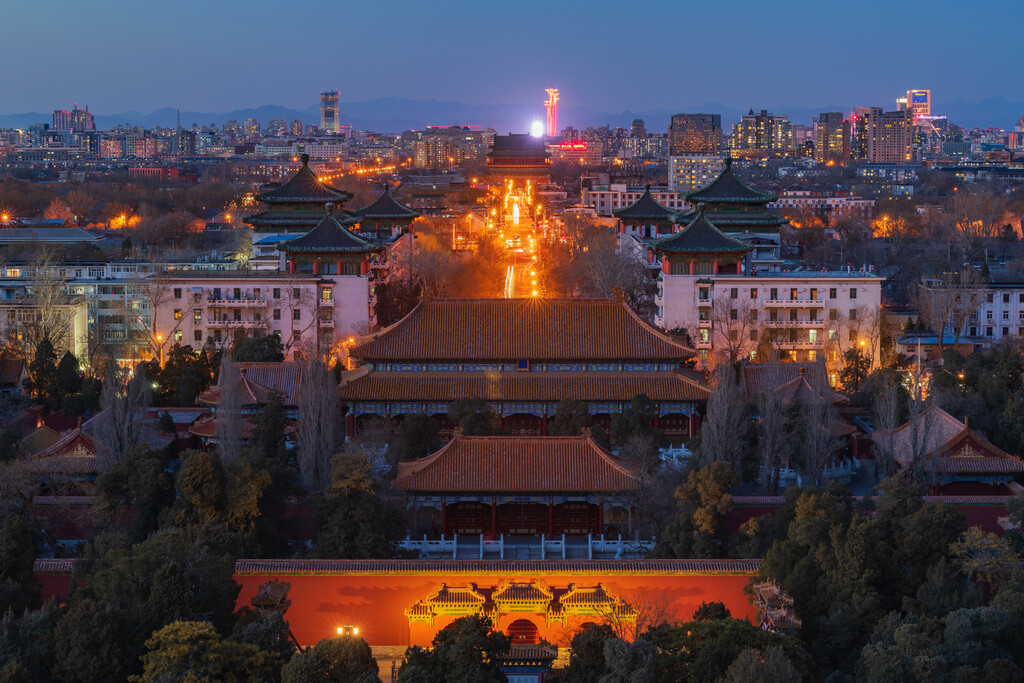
[696,318,828,328]
[205,317,334,328]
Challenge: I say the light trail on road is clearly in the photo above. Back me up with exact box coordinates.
[503,265,515,298]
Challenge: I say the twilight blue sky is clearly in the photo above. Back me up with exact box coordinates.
[2,0,1021,114]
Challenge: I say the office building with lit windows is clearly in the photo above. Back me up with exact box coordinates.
[867,109,912,164]
[730,110,795,159]
[814,112,849,166]
[320,90,340,133]
[669,114,721,155]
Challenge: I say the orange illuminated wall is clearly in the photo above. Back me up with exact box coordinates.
[34,558,761,648]
[233,559,761,648]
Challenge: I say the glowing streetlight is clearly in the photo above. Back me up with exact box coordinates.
[530,120,544,137]
[337,626,360,636]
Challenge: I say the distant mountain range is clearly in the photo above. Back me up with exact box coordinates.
[1,96,1021,134]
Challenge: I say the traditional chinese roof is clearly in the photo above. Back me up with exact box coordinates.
[493,581,554,612]
[738,362,823,398]
[256,154,353,203]
[356,185,420,220]
[27,424,100,475]
[612,185,676,220]
[339,369,709,403]
[279,206,380,254]
[0,354,25,388]
[501,645,558,663]
[244,209,358,229]
[197,363,302,406]
[188,416,297,440]
[394,434,641,494]
[19,426,61,456]
[351,298,695,361]
[877,405,1024,475]
[685,157,776,204]
[653,205,752,254]
[774,374,849,406]
[674,209,789,230]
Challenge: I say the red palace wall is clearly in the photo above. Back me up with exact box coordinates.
[232,560,761,648]
[34,559,760,648]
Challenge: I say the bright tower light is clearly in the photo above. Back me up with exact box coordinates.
[530,120,544,137]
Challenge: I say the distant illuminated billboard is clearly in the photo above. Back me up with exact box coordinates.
[911,91,929,104]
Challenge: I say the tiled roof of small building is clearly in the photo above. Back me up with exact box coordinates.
[612,185,676,220]
[394,434,641,494]
[256,155,353,203]
[356,185,420,220]
[685,157,777,204]
[27,425,100,475]
[351,298,695,361]
[0,354,25,387]
[338,369,710,403]
[197,363,302,406]
[876,405,1024,475]
[653,206,751,254]
[280,206,380,253]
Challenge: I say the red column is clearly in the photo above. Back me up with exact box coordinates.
[597,503,604,535]
[547,501,554,536]
[541,413,548,436]
[689,260,694,275]
[312,260,318,275]
[653,413,660,429]
[662,259,671,275]
[713,259,719,274]
[688,413,695,437]
[490,500,498,539]
[288,260,294,274]
[627,505,633,535]
[360,259,368,275]
[345,412,355,438]
[441,499,447,535]
[336,259,341,274]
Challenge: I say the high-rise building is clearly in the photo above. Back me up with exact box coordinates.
[849,107,876,162]
[867,109,912,164]
[412,126,481,169]
[544,89,559,138]
[223,119,241,139]
[321,90,340,133]
[266,119,287,137]
[668,155,725,192]
[669,114,722,155]
[629,119,647,139]
[242,118,260,138]
[51,110,71,131]
[69,104,94,132]
[903,90,931,124]
[289,119,304,137]
[731,110,794,158]
[814,112,850,166]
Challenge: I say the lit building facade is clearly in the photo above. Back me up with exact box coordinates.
[867,110,913,164]
[668,155,725,192]
[731,110,795,159]
[320,90,340,133]
[814,112,850,166]
[584,184,687,217]
[669,113,722,156]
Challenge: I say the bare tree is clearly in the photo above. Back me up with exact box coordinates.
[872,377,901,478]
[216,356,242,463]
[297,356,341,490]
[22,247,76,357]
[754,368,788,494]
[707,297,759,365]
[945,188,1006,259]
[913,270,986,354]
[95,362,151,468]
[799,363,842,487]
[696,364,747,473]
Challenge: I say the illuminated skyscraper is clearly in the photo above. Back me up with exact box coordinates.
[867,109,912,164]
[51,110,71,131]
[321,90,340,133]
[289,119,303,136]
[544,89,559,138]
[731,110,794,158]
[814,112,850,165]
[669,113,721,155]
[903,90,930,124]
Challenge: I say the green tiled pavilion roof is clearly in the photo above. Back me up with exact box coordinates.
[256,154,353,203]
[356,185,421,220]
[280,206,379,253]
[612,185,676,220]
[654,206,752,254]
[685,157,776,204]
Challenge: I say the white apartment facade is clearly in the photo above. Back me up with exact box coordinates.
[668,155,725,193]
[656,270,884,374]
[582,184,688,217]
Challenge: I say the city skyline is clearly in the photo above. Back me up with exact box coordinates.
[3,0,1022,116]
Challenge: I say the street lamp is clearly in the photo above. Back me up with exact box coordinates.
[155,333,164,365]
[337,626,360,636]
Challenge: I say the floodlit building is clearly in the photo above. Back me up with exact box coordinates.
[320,90,340,133]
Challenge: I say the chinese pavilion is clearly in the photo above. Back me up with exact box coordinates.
[189,363,301,446]
[244,154,357,240]
[874,405,1024,495]
[653,205,752,276]
[613,185,678,240]
[394,433,642,537]
[675,158,787,270]
[338,298,708,440]
[354,184,420,240]
[279,204,384,277]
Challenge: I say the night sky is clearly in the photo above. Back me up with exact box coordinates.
[3,0,1022,114]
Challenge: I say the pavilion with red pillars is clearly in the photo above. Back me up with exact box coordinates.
[394,433,642,537]
[338,298,708,442]
[279,203,384,277]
